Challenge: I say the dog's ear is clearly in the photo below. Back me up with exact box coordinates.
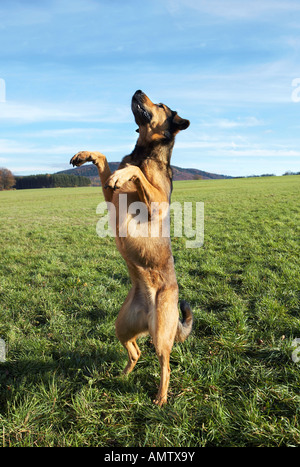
[173,113,190,131]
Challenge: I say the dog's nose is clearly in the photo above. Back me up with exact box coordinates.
[134,90,144,99]
[132,90,145,103]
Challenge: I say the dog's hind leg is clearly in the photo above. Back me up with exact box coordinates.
[115,286,148,374]
[150,285,179,406]
[122,339,141,375]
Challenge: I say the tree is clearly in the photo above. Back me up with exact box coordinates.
[0,168,15,190]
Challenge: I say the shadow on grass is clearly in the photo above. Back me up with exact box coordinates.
[0,344,156,409]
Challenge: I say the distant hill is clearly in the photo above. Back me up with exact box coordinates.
[57,162,232,186]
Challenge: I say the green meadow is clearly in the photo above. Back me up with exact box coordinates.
[0,175,299,447]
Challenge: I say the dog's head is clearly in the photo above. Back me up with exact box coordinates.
[131,90,190,145]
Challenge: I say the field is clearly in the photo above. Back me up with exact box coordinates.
[0,175,299,447]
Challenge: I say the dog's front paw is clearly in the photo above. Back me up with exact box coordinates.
[104,167,137,191]
[70,151,93,167]
[104,172,121,191]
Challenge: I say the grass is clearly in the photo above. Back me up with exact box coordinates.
[0,175,299,447]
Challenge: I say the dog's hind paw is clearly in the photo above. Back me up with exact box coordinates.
[153,395,167,407]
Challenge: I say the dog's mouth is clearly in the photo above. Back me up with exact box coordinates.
[132,90,152,125]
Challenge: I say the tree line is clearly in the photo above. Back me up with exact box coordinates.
[0,168,91,190]
[15,173,91,189]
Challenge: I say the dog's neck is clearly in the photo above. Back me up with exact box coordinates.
[131,139,175,166]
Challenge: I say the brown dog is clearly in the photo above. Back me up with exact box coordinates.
[70,90,193,405]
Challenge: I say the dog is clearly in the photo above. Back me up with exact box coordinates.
[70,90,193,406]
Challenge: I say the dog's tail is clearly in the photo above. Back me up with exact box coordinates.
[175,300,193,343]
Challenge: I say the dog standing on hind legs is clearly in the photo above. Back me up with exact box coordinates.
[70,90,193,406]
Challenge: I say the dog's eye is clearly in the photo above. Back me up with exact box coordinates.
[158,104,164,109]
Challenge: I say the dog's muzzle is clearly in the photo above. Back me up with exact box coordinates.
[132,90,152,124]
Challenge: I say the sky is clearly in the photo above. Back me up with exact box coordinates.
[0,0,300,177]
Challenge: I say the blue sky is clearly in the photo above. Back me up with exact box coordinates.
[1,0,300,177]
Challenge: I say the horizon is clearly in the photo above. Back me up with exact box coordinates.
[0,0,300,177]
[13,160,299,180]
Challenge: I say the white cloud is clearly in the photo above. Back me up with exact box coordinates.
[227,148,300,157]
[0,138,77,155]
[0,100,131,124]
[11,165,59,174]
[0,137,134,158]
[178,143,300,157]
[23,128,111,138]
[176,140,239,150]
[143,59,298,107]
[202,117,264,129]
[0,101,80,123]
[166,0,300,20]
[175,133,300,158]
[0,0,99,28]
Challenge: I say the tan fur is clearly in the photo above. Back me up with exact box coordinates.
[70,91,193,406]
